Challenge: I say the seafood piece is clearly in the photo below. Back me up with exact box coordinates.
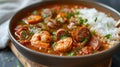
[24,15,42,24]
[54,37,73,52]
[40,31,51,43]
[30,31,51,48]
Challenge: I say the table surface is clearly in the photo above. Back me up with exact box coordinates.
[0,0,120,67]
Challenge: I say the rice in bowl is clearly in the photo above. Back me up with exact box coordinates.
[76,8,120,47]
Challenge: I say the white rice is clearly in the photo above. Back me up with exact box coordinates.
[77,8,120,46]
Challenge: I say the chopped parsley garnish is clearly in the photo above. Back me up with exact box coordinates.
[60,35,68,39]
[32,10,37,15]
[79,17,84,24]
[105,34,111,39]
[79,17,88,25]
[52,32,56,35]
[74,11,80,15]
[80,37,88,42]
[67,51,74,56]
[84,19,88,23]
[106,23,110,28]
[27,17,32,20]
[18,21,25,25]
[59,32,69,39]
[66,13,72,18]
[51,35,56,41]
[77,45,83,51]
[21,30,27,39]
[94,17,97,22]
[94,50,97,53]
[52,42,57,47]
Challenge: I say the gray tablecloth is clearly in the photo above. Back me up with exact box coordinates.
[0,0,42,49]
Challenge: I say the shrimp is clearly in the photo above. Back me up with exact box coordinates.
[54,37,73,52]
[24,15,42,24]
[30,31,51,48]
[40,31,51,43]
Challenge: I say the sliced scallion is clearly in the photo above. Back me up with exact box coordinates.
[52,42,57,47]
[67,51,74,56]
[94,17,97,22]
[105,34,111,39]
[66,13,72,19]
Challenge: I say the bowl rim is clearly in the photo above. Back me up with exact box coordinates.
[9,0,120,59]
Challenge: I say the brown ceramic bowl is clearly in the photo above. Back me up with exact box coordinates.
[9,0,120,67]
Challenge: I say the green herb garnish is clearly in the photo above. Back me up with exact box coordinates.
[21,30,27,39]
[77,45,83,51]
[52,42,57,47]
[74,11,80,15]
[106,23,110,28]
[80,38,88,42]
[32,10,37,15]
[67,51,74,56]
[94,17,97,22]
[94,50,97,53]
[59,32,69,39]
[29,31,34,35]
[66,13,72,18]
[52,32,56,35]
[18,21,25,25]
[60,36,68,39]
[105,34,111,39]
[84,19,88,23]
[79,17,84,24]
[51,35,56,41]
[79,17,88,25]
